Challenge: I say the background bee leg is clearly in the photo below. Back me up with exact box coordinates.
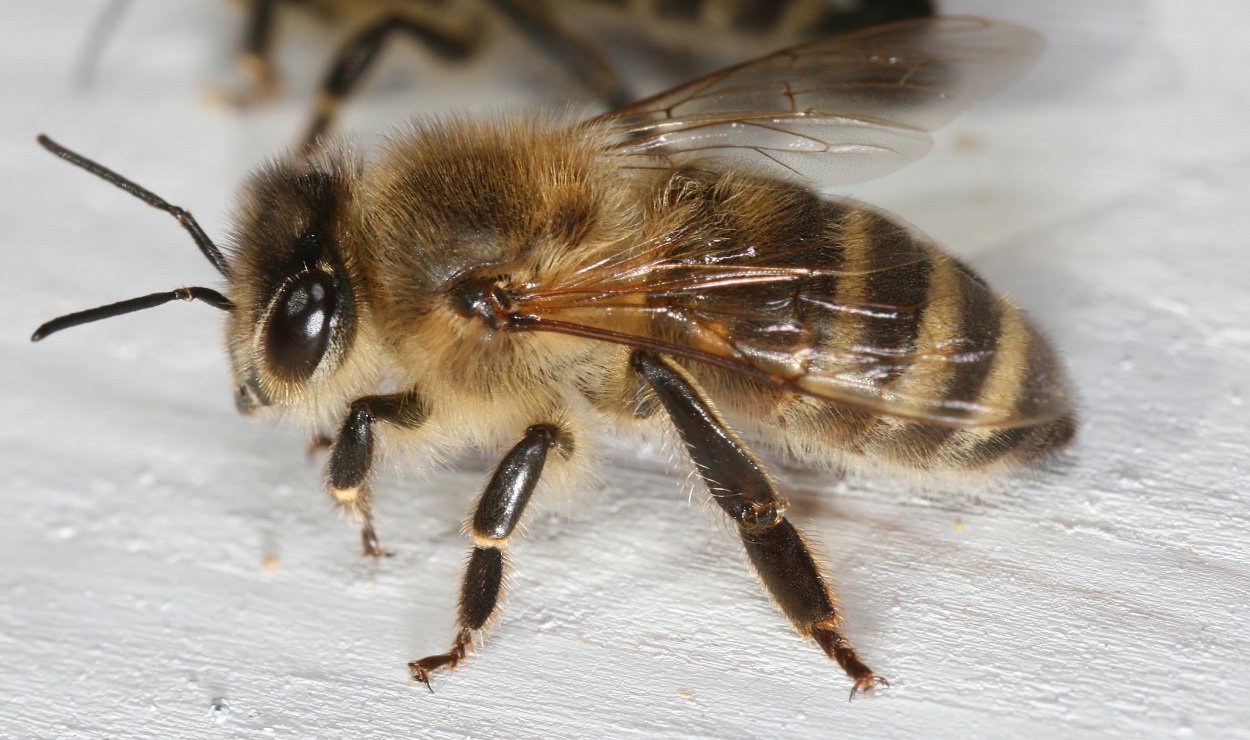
[327,390,429,557]
[409,423,560,689]
[299,12,483,154]
[631,351,886,698]
[236,0,282,105]
[484,0,632,109]
[306,433,333,457]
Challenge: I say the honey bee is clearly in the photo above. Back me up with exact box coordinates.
[34,17,1073,696]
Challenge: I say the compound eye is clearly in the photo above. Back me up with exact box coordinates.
[264,270,336,382]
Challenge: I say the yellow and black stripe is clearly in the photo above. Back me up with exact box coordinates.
[643,169,1074,474]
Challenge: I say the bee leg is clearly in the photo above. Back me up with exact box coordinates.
[485,0,632,108]
[299,12,482,154]
[327,391,429,558]
[410,423,559,689]
[631,351,886,699]
[235,0,282,105]
[307,433,333,457]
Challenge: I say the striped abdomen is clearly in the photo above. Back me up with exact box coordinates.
[645,170,1075,473]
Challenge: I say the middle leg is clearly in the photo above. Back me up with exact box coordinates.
[409,422,562,689]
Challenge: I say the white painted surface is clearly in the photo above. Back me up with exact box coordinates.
[2,1,1248,738]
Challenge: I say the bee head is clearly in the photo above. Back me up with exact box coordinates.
[224,156,364,416]
[30,136,365,420]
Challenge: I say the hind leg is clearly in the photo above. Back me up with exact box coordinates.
[632,350,885,698]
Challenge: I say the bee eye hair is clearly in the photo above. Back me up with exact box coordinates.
[264,270,337,382]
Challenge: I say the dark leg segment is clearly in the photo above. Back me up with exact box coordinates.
[631,351,885,697]
[328,390,428,557]
[485,0,632,108]
[300,13,481,153]
[237,0,282,104]
[410,424,558,689]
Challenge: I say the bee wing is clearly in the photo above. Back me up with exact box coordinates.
[511,227,1068,428]
[587,16,1044,186]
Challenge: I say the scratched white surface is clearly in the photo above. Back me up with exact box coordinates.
[2,1,1249,738]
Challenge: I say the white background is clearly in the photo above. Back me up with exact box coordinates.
[2,1,1248,738]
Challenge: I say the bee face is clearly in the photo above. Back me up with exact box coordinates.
[224,158,366,417]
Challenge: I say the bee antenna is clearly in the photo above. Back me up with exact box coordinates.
[31,287,234,342]
[36,134,231,276]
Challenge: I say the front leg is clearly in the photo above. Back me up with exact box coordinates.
[327,390,428,557]
[409,423,560,689]
[631,351,886,698]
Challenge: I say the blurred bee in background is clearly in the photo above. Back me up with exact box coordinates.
[275,0,937,149]
[35,17,1070,696]
[78,0,934,150]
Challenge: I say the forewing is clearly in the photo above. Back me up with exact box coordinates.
[511,230,1067,428]
[589,16,1044,186]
